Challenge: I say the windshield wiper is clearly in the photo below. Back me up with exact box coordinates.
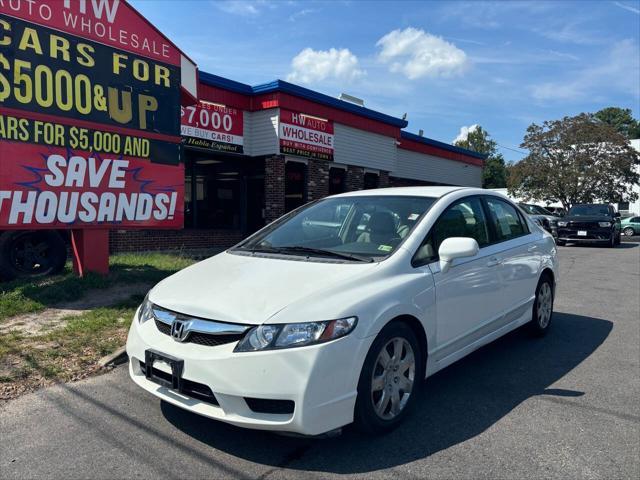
[276,246,374,263]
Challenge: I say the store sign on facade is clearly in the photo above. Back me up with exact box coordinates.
[180,101,244,154]
[279,109,334,161]
[0,0,185,229]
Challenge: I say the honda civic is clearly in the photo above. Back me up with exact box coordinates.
[126,187,558,436]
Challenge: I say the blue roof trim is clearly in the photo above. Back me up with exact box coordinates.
[199,72,408,128]
[199,71,253,94]
[401,131,487,160]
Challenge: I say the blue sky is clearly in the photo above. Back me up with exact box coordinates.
[131,0,640,162]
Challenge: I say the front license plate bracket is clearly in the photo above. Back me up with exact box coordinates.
[145,349,184,391]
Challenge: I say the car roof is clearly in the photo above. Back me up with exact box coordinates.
[329,186,483,199]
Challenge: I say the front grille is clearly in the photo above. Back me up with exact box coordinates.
[567,222,599,229]
[155,319,171,335]
[244,397,295,414]
[189,332,244,346]
[139,361,219,406]
[154,319,244,347]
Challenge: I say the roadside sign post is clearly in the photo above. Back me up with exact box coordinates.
[71,229,110,277]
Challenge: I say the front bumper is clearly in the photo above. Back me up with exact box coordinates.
[557,227,613,242]
[126,311,371,436]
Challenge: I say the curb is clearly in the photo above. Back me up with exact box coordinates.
[98,346,128,367]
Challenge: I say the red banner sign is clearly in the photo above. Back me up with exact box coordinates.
[0,142,183,229]
[279,109,334,161]
[0,1,185,230]
[181,101,244,154]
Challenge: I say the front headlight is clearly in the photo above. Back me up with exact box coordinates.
[138,294,155,324]
[557,221,568,227]
[598,221,612,227]
[234,317,358,352]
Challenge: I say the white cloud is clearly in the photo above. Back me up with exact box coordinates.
[289,8,315,22]
[214,1,263,16]
[286,48,365,84]
[531,39,640,101]
[376,27,468,79]
[453,124,479,143]
[614,2,640,15]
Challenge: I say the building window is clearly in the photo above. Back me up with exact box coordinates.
[364,172,379,190]
[329,167,346,195]
[618,202,630,211]
[285,161,307,212]
[184,151,264,231]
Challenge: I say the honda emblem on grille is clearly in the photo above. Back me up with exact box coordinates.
[170,320,188,342]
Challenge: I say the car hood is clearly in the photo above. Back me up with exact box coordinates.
[148,251,379,325]
[562,215,613,222]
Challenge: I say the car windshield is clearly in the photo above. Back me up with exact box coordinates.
[235,195,436,261]
[568,205,610,216]
[520,204,552,215]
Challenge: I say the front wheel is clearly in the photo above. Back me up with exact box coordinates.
[623,227,635,237]
[607,233,616,248]
[528,276,554,336]
[354,322,423,434]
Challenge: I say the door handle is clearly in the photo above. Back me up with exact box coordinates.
[527,245,537,252]
[487,256,501,267]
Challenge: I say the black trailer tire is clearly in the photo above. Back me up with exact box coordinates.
[0,231,67,281]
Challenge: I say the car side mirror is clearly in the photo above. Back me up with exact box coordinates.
[438,237,480,274]
[614,212,621,218]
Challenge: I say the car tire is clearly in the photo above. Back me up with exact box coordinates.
[354,321,424,434]
[0,231,67,281]
[623,227,635,237]
[556,239,566,246]
[615,233,621,245]
[527,274,554,337]
[607,234,616,248]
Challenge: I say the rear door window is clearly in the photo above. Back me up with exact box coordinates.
[484,197,529,242]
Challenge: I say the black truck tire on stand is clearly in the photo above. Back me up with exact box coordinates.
[0,231,67,281]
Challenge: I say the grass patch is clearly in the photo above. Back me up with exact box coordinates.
[0,301,138,399]
[0,252,195,321]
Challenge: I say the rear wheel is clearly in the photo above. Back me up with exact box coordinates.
[623,227,635,237]
[528,275,554,336]
[354,322,423,434]
[0,231,67,281]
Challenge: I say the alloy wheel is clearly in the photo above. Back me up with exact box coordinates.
[371,337,415,420]
[623,227,635,237]
[537,282,553,328]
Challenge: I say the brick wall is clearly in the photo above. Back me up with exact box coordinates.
[307,158,330,201]
[109,229,244,253]
[379,171,390,188]
[346,166,364,191]
[265,155,285,223]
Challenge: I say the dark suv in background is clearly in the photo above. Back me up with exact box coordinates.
[556,204,621,247]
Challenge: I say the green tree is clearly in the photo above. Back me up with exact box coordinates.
[454,126,507,188]
[508,113,640,210]
[594,107,640,139]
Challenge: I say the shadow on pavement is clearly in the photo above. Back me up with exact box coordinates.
[161,311,612,474]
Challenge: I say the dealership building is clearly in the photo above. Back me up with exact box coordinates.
[109,72,485,253]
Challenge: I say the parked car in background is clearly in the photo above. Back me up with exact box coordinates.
[127,187,558,436]
[621,216,640,236]
[519,203,559,238]
[544,206,567,217]
[556,204,621,247]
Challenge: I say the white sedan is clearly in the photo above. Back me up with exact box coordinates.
[126,187,558,436]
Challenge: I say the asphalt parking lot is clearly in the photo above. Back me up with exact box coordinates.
[1,244,639,479]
